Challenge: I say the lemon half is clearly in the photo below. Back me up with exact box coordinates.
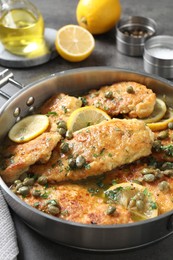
[55,24,95,62]
[67,106,111,132]
[105,182,158,221]
[8,115,49,143]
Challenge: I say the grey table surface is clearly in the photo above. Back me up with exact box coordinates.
[1,0,173,259]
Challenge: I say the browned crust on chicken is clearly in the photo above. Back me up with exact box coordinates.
[0,132,61,184]
[30,119,154,183]
[84,82,156,118]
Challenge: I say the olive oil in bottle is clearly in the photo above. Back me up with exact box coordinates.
[0,1,48,57]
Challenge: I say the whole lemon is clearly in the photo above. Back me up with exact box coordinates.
[76,0,121,35]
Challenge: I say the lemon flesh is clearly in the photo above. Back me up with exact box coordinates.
[147,107,173,131]
[67,106,111,132]
[8,115,49,143]
[105,182,158,221]
[55,24,95,62]
[142,98,167,123]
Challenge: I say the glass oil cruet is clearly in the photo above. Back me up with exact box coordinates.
[0,0,49,57]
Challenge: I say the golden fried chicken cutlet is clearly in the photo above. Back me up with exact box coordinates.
[30,119,154,183]
[39,93,82,131]
[84,82,156,118]
[0,132,61,184]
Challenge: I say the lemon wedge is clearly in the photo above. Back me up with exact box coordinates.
[104,182,158,221]
[67,106,111,132]
[147,107,173,131]
[55,24,95,62]
[8,115,49,143]
[142,98,167,124]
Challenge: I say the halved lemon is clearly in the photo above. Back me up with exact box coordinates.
[104,182,158,221]
[67,106,111,132]
[142,98,167,124]
[147,107,173,131]
[55,24,95,62]
[8,115,49,143]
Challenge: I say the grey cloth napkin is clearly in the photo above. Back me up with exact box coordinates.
[0,188,19,260]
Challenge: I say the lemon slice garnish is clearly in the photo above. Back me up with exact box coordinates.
[104,182,158,221]
[55,24,95,62]
[147,107,173,131]
[142,98,167,123]
[67,106,111,132]
[8,115,49,143]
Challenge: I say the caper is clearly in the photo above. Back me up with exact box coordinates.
[66,130,73,140]
[17,186,30,196]
[32,189,41,197]
[48,205,60,215]
[105,91,113,99]
[157,130,169,140]
[143,174,155,182]
[78,96,87,106]
[168,122,173,129]
[106,205,116,215]
[76,155,86,168]
[60,142,70,153]
[141,168,153,175]
[47,199,58,206]
[68,158,76,169]
[136,192,145,200]
[57,120,67,130]
[136,200,144,210]
[23,177,35,186]
[14,179,21,185]
[16,183,23,190]
[126,86,135,94]
[58,127,66,137]
[152,140,162,151]
[37,175,48,185]
[163,169,173,177]
[158,181,170,192]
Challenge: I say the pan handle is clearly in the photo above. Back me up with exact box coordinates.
[0,69,24,99]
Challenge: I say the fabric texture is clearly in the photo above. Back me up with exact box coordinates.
[0,188,19,260]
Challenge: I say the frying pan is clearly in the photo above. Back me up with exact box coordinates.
[0,67,173,251]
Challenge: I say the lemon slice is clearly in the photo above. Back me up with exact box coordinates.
[104,182,158,221]
[8,115,49,143]
[147,107,173,131]
[67,106,111,132]
[142,98,167,123]
[55,24,95,62]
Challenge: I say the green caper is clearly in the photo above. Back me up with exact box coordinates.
[60,142,70,154]
[14,179,21,185]
[158,181,170,192]
[136,200,144,210]
[37,175,48,185]
[66,130,73,140]
[23,177,35,186]
[126,86,135,94]
[106,205,116,215]
[17,186,30,196]
[168,122,173,129]
[16,182,23,190]
[157,130,169,140]
[68,158,76,169]
[141,168,153,175]
[32,189,41,197]
[143,174,155,182]
[76,155,86,168]
[78,96,87,106]
[163,169,173,177]
[48,205,60,215]
[57,120,67,130]
[104,91,113,99]
[152,140,162,151]
[58,127,66,137]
